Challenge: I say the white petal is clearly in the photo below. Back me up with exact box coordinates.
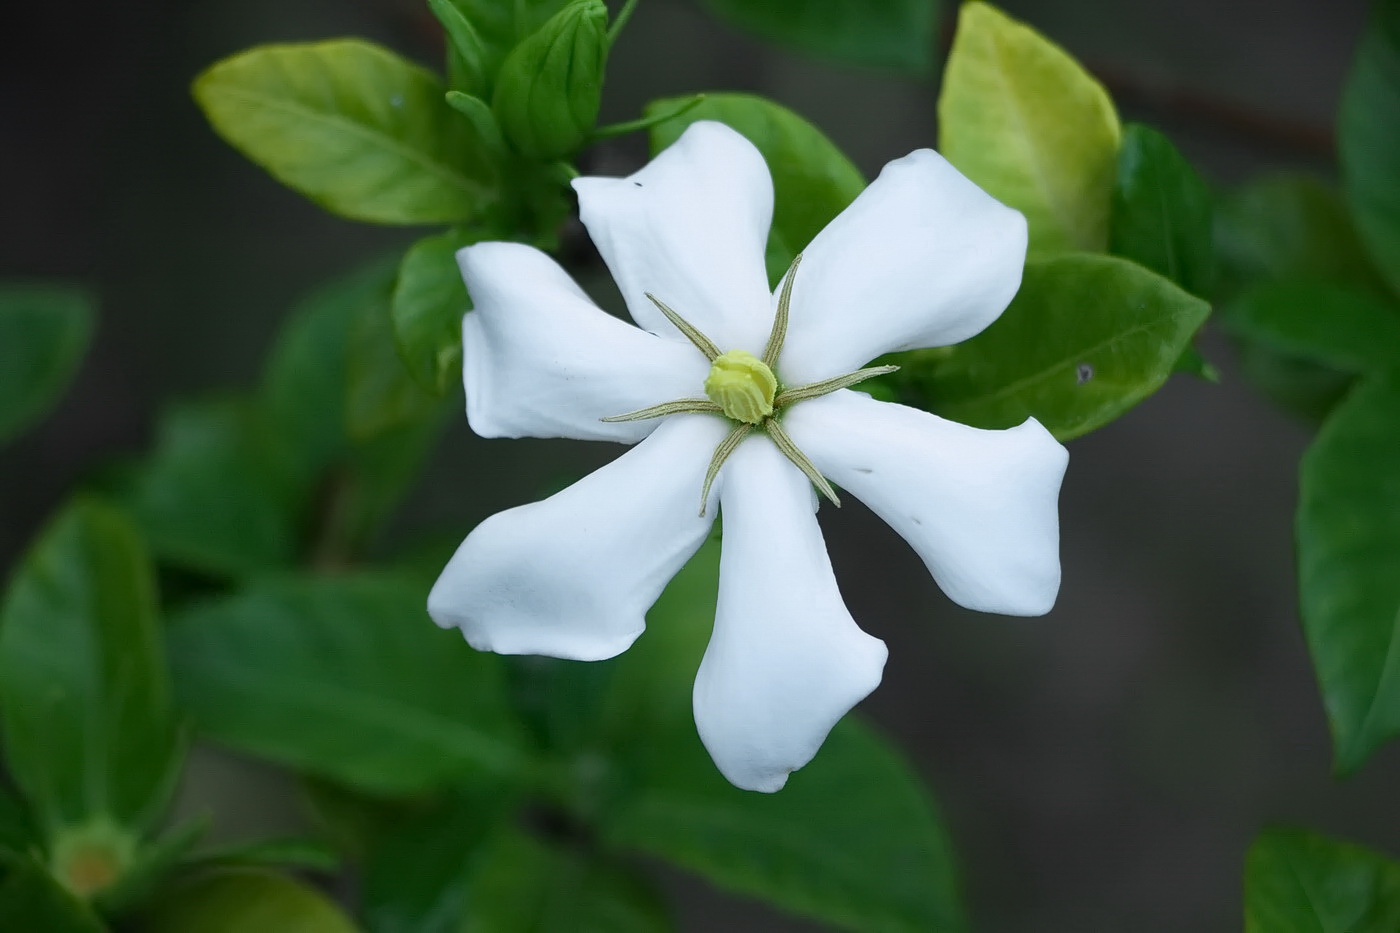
[785,390,1068,616]
[460,241,709,443]
[428,414,728,660]
[572,121,775,353]
[695,435,887,793]
[778,149,1029,384]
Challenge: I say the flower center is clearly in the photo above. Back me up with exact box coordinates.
[704,350,776,424]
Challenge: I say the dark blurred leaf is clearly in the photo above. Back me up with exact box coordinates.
[193,40,494,224]
[1340,0,1400,299]
[887,253,1209,440]
[168,575,533,795]
[191,836,340,874]
[123,397,299,578]
[143,868,357,933]
[0,853,105,932]
[465,828,670,932]
[0,499,179,834]
[393,229,480,394]
[0,786,37,855]
[597,543,966,933]
[1245,828,1400,932]
[347,287,443,440]
[939,2,1119,253]
[1232,342,1355,425]
[1109,124,1214,296]
[647,93,864,283]
[1298,377,1400,774]
[697,0,937,73]
[0,283,93,443]
[1223,278,1400,375]
[1173,345,1219,382]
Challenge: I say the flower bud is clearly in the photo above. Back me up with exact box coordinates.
[492,0,609,161]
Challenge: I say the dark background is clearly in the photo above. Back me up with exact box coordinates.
[2,1,1393,930]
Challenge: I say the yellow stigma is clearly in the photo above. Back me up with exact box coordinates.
[704,350,777,424]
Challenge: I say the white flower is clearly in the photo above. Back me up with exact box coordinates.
[428,121,1068,793]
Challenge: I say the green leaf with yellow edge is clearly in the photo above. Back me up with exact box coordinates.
[938,1,1120,253]
[1245,828,1400,932]
[193,40,495,224]
[887,253,1208,440]
[0,283,93,444]
[1299,377,1400,774]
[392,229,481,395]
[647,93,865,283]
[697,0,938,73]
[0,499,179,835]
[143,868,357,933]
[1340,0,1400,300]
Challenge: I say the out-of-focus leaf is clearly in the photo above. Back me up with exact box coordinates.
[0,499,179,834]
[193,40,494,224]
[465,827,670,932]
[886,253,1209,440]
[1233,341,1356,425]
[0,284,92,443]
[143,868,357,933]
[0,786,37,855]
[1109,123,1214,296]
[647,93,865,282]
[938,1,1120,253]
[1298,377,1400,773]
[697,0,938,73]
[168,575,533,795]
[1245,828,1400,932]
[347,290,442,440]
[392,229,478,395]
[191,837,340,874]
[597,543,966,933]
[1340,0,1400,299]
[0,853,105,932]
[1223,278,1400,375]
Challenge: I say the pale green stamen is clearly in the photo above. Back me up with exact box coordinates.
[705,350,776,424]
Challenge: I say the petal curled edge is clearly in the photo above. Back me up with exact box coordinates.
[428,414,728,660]
[460,242,709,443]
[695,435,888,793]
[573,121,776,354]
[785,390,1068,616]
[778,149,1029,385]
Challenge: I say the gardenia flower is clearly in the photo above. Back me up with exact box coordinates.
[429,121,1068,792]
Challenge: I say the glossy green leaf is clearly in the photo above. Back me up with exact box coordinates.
[0,284,93,443]
[698,0,937,73]
[0,853,105,933]
[939,1,1120,253]
[1224,278,1400,376]
[1340,0,1400,298]
[1109,123,1214,296]
[466,828,670,932]
[889,253,1209,439]
[392,229,478,395]
[168,575,533,795]
[193,40,494,224]
[1298,377,1400,773]
[598,544,966,933]
[647,93,865,282]
[1245,828,1400,932]
[143,868,357,933]
[123,397,298,578]
[0,499,179,833]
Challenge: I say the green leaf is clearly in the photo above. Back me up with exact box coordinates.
[1245,828,1400,932]
[438,0,568,91]
[646,93,865,283]
[597,544,966,933]
[0,786,38,855]
[1233,342,1356,425]
[697,0,937,73]
[168,574,533,795]
[392,230,479,395]
[1109,123,1214,296]
[888,253,1210,440]
[123,397,298,578]
[1215,174,1388,296]
[0,853,105,933]
[428,0,491,94]
[938,1,1120,253]
[193,39,494,224]
[0,283,93,443]
[1224,278,1400,376]
[1298,377,1400,773]
[0,499,179,834]
[347,285,443,440]
[1340,0,1400,299]
[143,868,357,933]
